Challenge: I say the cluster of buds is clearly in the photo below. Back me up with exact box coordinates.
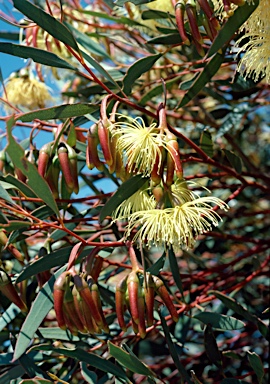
[0,268,27,312]
[116,270,178,338]
[38,140,79,198]
[86,96,124,179]
[173,0,221,55]
[88,97,184,189]
[53,271,109,335]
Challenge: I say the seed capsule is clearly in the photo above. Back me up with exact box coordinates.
[58,142,74,192]
[86,125,104,171]
[127,271,140,325]
[53,272,70,330]
[115,275,128,331]
[38,142,52,177]
[153,276,178,323]
[0,268,27,312]
[144,273,155,327]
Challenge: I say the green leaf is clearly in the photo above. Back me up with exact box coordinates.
[123,53,162,95]
[209,291,269,339]
[80,362,98,384]
[99,175,149,222]
[168,249,185,300]
[65,21,111,59]
[200,130,214,158]
[208,0,260,57]
[0,31,22,41]
[0,365,25,382]
[147,251,166,275]
[0,303,21,332]
[36,346,127,380]
[0,175,38,198]
[0,43,75,70]
[17,103,99,123]
[160,314,192,383]
[223,149,243,174]
[37,327,80,342]
[1,221,31,231]
[147,33,182,45]
[0,181,14,205]
[6,118,59,216]
[247,351,264,384]
[194,312,245,331]
[16,246,93,282]
[204,324,222,368]
[177,51,225,108]
[13,0,79,52]
[12,265,67,361]
[108,342,155,377]
[142,10,173,19]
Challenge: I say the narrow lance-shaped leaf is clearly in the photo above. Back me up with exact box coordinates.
[13,0,80,52]
[160,313,192,383]
[17,103,99,123]
[209,290,269,339]
[223,149,243,174]
[108,342,155,377]
[168,249,185,300]
[123,53,162,95]
[194,312,245,331]
[6,118,59,216]
[177,51,225,108]
[247,351,265,384]
[0,43,76,70]
[13,265,67,361]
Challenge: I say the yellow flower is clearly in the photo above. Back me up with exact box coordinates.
[125,196,228,250]
[3,72,52,111]
[112,187,155,220]
[112,115,166,176]
[236,0,270,83]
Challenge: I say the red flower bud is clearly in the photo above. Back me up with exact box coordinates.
[86,125,104,171]
[57,142,74,192]
[144,273,155,327]
[0,269,27,312]
[127,271,140,325]
[153,276,178,323]
[115,275,128,332]
[53,272,70,330]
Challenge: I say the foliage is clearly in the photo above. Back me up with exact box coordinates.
[0,0,269,383]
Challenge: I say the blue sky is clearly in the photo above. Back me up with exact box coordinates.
[0,2,117,196]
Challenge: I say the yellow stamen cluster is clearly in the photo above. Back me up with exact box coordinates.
[236,0,270,83]
[3,73,52,111]
[112,115,166,177]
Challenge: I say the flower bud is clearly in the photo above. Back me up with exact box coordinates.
[166,139,183,179]
[153,276,178,322]
[137,281,146,338]
[86,125,104,171]
[144,273,155,327]
[127,271,140,325]
[174,0,190,45]
[98,120,113,167]
[64,283,85,333]
[67,145,79,194]
[73,274,105,331]
[53,272,69,330]
[38,142,52,177]
[87,276,109,333]
[57,142,74,192]
[0,268,27,312]
[115,275,128,331]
